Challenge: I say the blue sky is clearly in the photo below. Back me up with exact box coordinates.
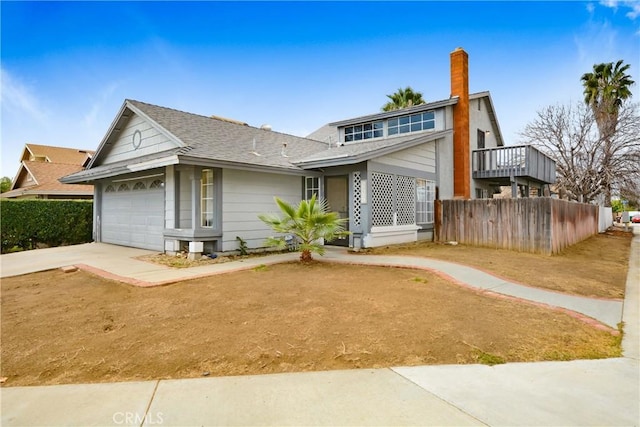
[1,1,638,178]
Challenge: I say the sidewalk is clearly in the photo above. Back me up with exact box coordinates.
[1,229,639,426]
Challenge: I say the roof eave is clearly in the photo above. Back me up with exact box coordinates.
[177,155,308,176]
[62,154,180,183]
[294,129,452,169]
[329,97,459,127]
[86,100,186,169]
[469,91,505,147]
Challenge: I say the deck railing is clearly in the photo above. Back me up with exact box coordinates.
[472,145,556,183]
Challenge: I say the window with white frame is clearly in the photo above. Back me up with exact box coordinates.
[344,121,384,142]
[201,169,214,228]
[388,111,435,136]
[305,176,320,200]
[416,179,436,224]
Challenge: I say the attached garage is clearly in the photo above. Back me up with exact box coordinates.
[100,176,165,251]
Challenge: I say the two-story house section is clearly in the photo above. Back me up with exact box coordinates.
[63,48,555,256]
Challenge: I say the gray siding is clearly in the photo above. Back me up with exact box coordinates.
[101,114,179,165]
[375,142,437,173]
[222,170,302,251]
[470,97,501,197]
[178,168,193,229]
[437,134,454,199]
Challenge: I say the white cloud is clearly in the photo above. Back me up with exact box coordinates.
[83,81,120,128]
[0,68,48,123]
[586,2,596,14]
[599,0,619,9]
[625,1,640,19]
[599,0,640,19]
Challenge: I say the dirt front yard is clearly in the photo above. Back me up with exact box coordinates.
[367,228,633,299]
[1,261,621,387]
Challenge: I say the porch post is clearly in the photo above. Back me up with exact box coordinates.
[189,168,203,260]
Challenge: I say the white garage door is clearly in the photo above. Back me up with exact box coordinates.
[101,177,165,251]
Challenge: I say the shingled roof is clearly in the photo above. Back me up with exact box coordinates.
[63,100,333,183]
[2,158,93,198]
[21,143,94,165]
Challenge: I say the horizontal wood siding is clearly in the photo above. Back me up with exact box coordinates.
[222,170,301,251]
[375,142,436,173]
[102,115,178,164]
[436,198,598,254]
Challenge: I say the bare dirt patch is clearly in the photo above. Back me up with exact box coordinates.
[364,228,633,299]
[1,263,620,387]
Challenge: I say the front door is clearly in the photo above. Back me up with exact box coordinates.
[325,176,349,246]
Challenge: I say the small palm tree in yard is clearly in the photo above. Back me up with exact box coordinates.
[259,195,350,262]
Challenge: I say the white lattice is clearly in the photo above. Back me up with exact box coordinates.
[352,172,361,226]
[371,172,394,226]
[397,176,416,225]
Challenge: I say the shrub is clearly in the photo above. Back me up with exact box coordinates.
[1,199,93,253]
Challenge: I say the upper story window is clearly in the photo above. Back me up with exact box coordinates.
[388,111,435,136]
[344,121,384,142]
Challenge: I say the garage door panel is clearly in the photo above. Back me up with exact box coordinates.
[101,178,165,251]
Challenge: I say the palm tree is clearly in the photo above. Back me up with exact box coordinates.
[382,86,426,111]
[581,60,634,206]
[258,194,349,262]
[581,60,634,138]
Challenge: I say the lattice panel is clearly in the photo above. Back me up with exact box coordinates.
[352,172,362,226]
[371,172,394,226]
[397,175,416,225]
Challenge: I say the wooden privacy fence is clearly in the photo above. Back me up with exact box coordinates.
[435,198,599,254]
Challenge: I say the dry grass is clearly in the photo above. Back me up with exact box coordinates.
[363,228,632,299]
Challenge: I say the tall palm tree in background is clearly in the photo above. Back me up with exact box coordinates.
[382,86,426,111]
[581,60,634,206]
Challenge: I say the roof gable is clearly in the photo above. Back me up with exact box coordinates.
[4,161,92,197]
[77,100,328,179]
[469,91,505,146]
[21,144,94,165]
[88,101,185,168]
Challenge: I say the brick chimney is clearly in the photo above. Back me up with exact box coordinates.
[450,47,470,199]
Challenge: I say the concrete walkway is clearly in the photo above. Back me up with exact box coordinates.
[1,229,639,426]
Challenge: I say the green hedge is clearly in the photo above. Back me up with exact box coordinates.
[1,199,93,253]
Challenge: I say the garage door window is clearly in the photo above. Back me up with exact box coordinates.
[201,169,214,228]
[133,182,146,190]
[117,183,130,191]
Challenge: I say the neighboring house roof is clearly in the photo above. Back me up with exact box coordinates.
[20,143,94,165]
[2,161,93,198]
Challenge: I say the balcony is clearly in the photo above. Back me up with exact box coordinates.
[472,145,556,185]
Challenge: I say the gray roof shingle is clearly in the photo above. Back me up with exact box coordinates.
[128,100,328,171]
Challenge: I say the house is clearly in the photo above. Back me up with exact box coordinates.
[2,144,94,199]
[62,48,555,256]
